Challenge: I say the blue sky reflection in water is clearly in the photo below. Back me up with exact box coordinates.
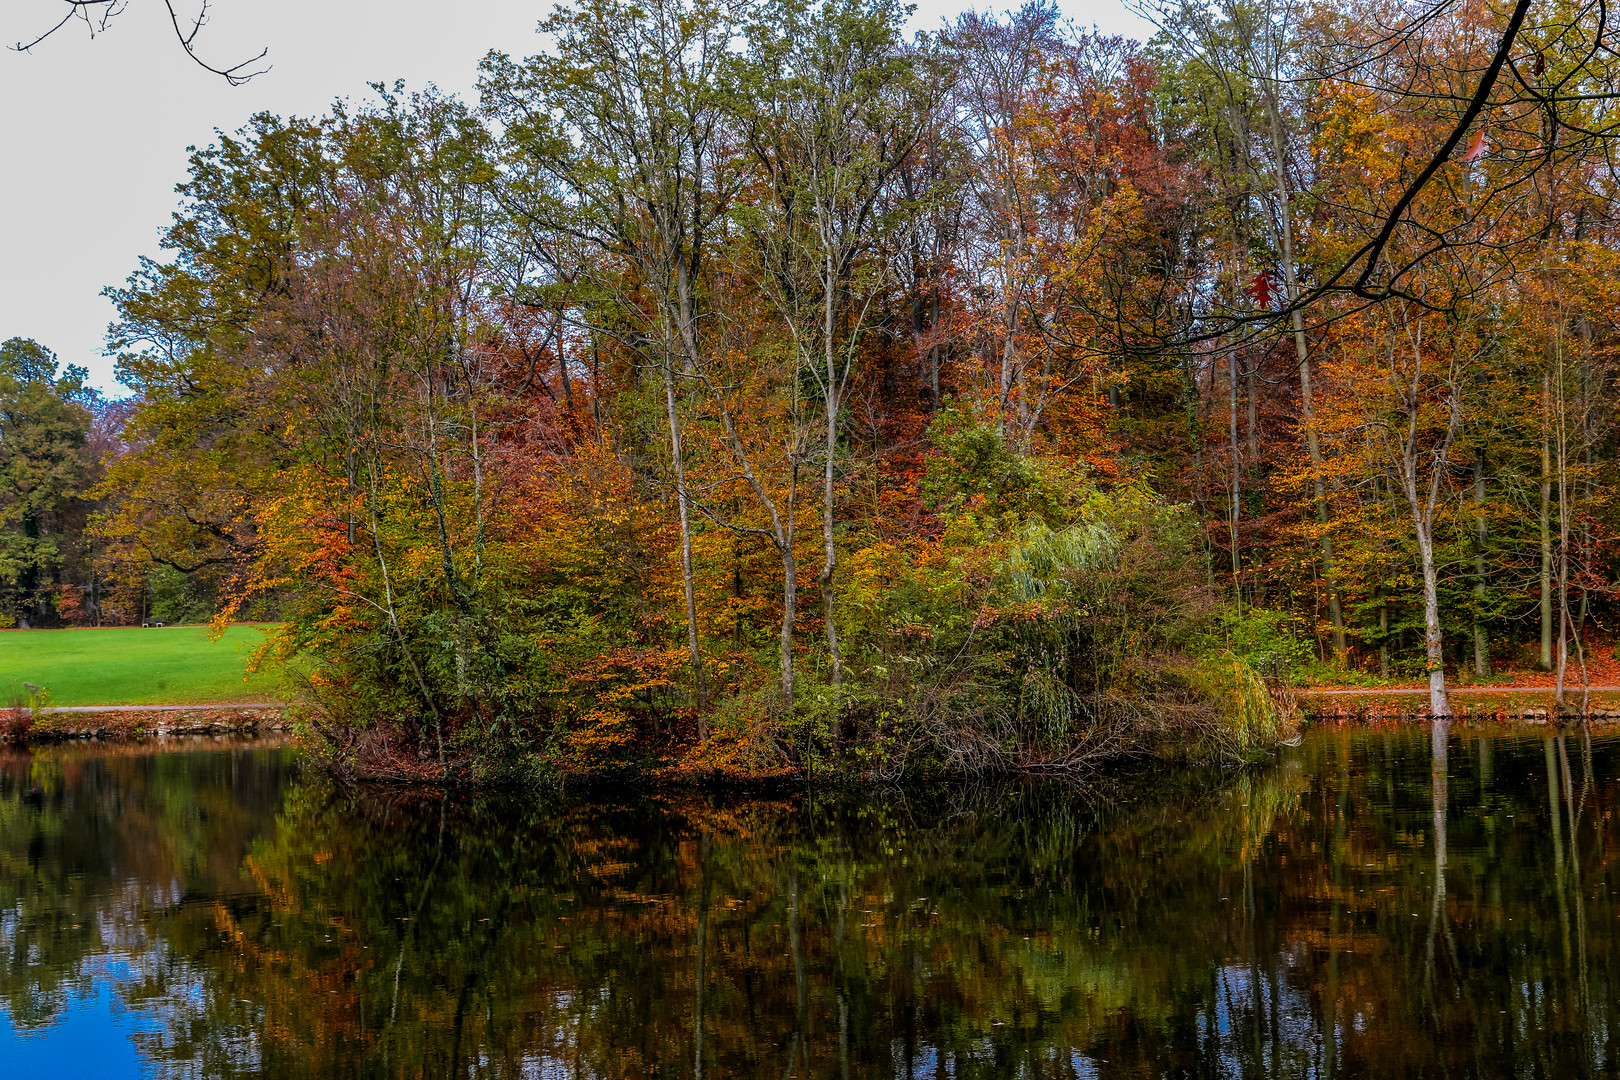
[1,975,162,1079]
[2,727,1619,1077]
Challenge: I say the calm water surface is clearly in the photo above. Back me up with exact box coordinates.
[2,726,1617,1078]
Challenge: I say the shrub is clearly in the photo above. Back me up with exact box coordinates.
[2,705,32,742]
[1185,652,1296,763]
[836,483,1292,774]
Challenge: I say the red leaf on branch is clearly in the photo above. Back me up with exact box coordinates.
[1247,272,1274,307]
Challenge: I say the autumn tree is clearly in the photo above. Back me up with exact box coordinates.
[482,0,742,716]
[734,0,930,693]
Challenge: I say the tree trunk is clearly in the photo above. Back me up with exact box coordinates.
[1472,450,1490,677]
[1554,347,1572,711]
[821,276,843,694]
[663,364,705,729]
[1378,589,1391,679]
[1399,404,1452,719]
[554,308,574,413]
[1414,513,1451,717]
[1245,360,1259,464]
[781,474,798,709]
[926,289,942,410]
[1540,370,1554,670]
[1229,345,1242,608]
[999,297,1019,432]
[709,401,797,709]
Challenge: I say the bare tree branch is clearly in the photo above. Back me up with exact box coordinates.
[11,0,268,85]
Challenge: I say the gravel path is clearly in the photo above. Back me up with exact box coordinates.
[1307,686,1620,697]
[38,703,286,714]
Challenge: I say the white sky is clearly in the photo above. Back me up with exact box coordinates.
[0,0,1152,393]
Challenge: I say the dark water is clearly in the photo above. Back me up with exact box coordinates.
[2,727,1618,1078]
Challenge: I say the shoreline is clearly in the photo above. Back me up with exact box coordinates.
[8,703,1620,784]
[1300,683,1620,724]
[4,704,292,743]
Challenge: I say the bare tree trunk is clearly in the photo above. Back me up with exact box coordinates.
[702,370,800,709]
[1229,345,1242,609]
[782,495,798,707]
[346,448,358,547]
[1554,343,1572,710]
[1378,589,1391,679]
[663,363,705,729]
[1414,513,1451,718]
[669,256,714,722]
[999,296,1019,431]
[820,265,843,694]
[552,308,574,413]
[1541,370,1555,670]
[1578,318,1595,643]
[1472,449,1490,677]
[927,291,942,409]
[1396,373,1457,719]
[1245,360,1259,464]
[368,467,445,770]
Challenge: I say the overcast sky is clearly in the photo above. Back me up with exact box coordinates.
[1,0,1152,392]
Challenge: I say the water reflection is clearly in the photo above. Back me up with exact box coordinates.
[3,727,1620,1077]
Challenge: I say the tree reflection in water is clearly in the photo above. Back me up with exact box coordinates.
[3,727,1620,1077]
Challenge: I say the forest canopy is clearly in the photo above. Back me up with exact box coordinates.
[10,0,1616,780]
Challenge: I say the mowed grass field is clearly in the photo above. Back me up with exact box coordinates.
[0,625,283,707]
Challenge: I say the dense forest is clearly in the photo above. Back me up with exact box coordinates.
[2,0,1616,779]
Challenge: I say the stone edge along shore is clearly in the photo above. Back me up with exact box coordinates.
[3,705,293,742]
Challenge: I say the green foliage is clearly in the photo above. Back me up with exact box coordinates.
[1217,607,1315,680]
[834,474,1288,775]
[0,339,94,626]
[1186,652,1292,763]
[922,408,1088,525]
[0,338,58,383]
[144,563,216,624]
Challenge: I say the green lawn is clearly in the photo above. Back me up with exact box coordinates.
[0,625,283,707]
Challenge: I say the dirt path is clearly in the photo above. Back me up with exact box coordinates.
[39,703,286,713]
[1307,685,1620,697]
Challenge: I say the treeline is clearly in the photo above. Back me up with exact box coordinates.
[0,338,141,627]
[10,0,1617,777]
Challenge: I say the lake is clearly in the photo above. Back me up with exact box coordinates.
[1,725,1615,1078]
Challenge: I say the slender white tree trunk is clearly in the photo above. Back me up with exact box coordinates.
[1228,345,1242,606]
[1396,370,1456,719]
[1473,452,1490,677]
[662,364,705,729]
[1413,514,1451,718]
[1541,370,1555,670]
[820,252,843,693]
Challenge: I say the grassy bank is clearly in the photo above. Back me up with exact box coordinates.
[0,625,281,707]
